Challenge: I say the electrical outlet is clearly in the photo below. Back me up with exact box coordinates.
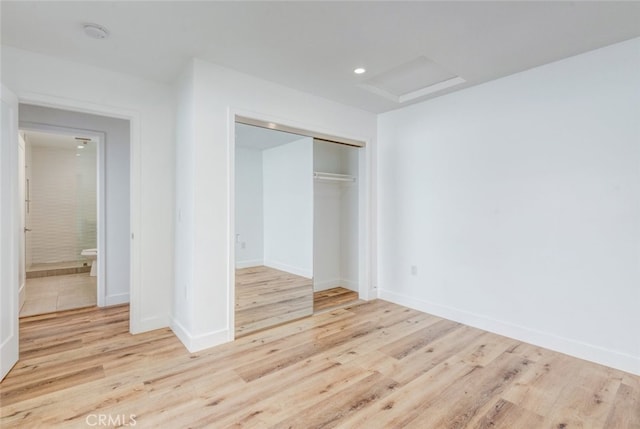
[411,265,417,276]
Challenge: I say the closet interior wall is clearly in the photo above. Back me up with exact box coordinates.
[313,140,359,293]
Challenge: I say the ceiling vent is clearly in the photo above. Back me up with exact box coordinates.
[358,56,465,103]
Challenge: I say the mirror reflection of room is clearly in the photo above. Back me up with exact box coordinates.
[234,124,314,337]
[234,123,362,338]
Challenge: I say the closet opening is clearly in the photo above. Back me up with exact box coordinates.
[312,139,361,313]
[233,117,366,338]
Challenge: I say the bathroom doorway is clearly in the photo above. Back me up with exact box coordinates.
[19,103,132,315]
[18,127,102,316]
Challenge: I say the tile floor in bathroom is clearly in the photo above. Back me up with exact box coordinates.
[28,260,90,272]
[20,273,97,317]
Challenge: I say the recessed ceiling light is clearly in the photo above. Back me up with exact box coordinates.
[83,23,110,40]
[77,145,85,149]
[354,68,366,75]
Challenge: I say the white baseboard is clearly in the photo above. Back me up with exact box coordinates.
[313,278,342,291]
[170,317,231,353]
[341,279,359,292]
[264,260,312,279]
[130,314,170,334]
[236,259,263,269]
[379,288,640,376]
[19,283,25,311]
[314,278,359,293]
[105,292,130,306]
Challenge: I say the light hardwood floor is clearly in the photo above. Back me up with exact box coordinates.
[2,302,638,428]
[314,287,359,312]
[235,266,313,337]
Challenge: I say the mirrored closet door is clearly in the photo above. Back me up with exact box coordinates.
[234,122,362,337]
[234,124,314,337]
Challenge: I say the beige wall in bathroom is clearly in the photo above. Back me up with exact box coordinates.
[28,143,97,265]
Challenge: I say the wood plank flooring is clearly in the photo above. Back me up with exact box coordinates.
[314,287,359,312]
[2,302,638,428]
[235,266,313,337]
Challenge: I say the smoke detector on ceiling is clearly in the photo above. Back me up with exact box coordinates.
[83,23,110,40]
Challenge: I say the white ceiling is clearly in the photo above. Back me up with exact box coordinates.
[2,1,640,113]
[235,123,306,151]
[23,130,96,151]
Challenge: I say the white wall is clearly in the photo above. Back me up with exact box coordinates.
[377,37,640,375]
[234,147,264,268]
[173,62,195,335]
[20,105,129,305]
[314,180,342,290]
[173,58,376,352]
[313,141,360,291]
[341,148,360,290]
[263,138,313,278]
[2,46,175,333]
[28,144,96,265]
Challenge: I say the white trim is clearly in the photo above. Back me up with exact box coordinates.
[379,288,640,376]
[0,84,20,381]
[263,260,312,279]
[170,316,230,353]
[313,279,342,292]
[341,279,359,293]
[235,259,263,269]
[137,314,171,333]
[170,317,192,352]
[17,91,142,334]
[18,122,106,307]
[227,109,236,340]
[18,283,25,311]
[18,134,26,314]
[358,137,374,301]
[313,278,359,293]
[105,292,130,307]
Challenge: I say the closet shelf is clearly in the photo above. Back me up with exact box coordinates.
[313,171,356,182]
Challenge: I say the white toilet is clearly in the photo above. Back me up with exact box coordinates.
[81,248,98,276]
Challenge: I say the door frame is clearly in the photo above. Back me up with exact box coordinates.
[18,132,26,311]
[19,122,106,307]
[1,84,20,381]
[11,92,142,333]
